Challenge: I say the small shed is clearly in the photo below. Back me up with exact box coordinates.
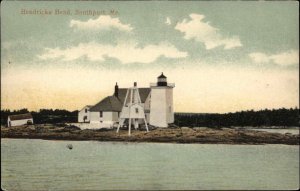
[7,113,34,127]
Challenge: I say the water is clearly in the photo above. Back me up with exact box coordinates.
[250,128,299,135]
[1,139,299,190]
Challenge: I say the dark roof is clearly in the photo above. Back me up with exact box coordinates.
[90,96,123,112]
[8,113,33,121]
[90,88,151,112]
[158,72,167,78]
[118,88,150,104]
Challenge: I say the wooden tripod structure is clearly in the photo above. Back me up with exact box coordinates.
[116,82,149,136]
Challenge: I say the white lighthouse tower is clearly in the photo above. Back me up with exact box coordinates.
[149,73,175,127]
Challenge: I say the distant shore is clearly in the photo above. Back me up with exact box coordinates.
[1,124,299,145]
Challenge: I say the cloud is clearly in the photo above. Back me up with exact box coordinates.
[38,42,188,64]
[165,17,171,25]
[175,13,242,50]
[248,52,270,63]
[249,50,299,66]
[70,15,133,32]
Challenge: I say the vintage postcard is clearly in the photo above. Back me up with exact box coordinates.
[1,0,299,190]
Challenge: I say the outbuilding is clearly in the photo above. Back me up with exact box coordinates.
[7,113,34,127]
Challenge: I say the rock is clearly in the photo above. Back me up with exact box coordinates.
[168,123,179,128]
[181,127,191,130]
[63,125,81,131]
[27,125,36,131]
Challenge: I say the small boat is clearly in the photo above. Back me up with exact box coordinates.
[67,144,73,150]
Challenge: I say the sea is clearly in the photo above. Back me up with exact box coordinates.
[249,128,299,135]
[1,138,299,190]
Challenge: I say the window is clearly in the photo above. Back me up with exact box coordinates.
[169,106,171,113]
[85,109,88,113]
[100,111,103,117]
[135,108,139,113]
[100,121,103,123]
[83,116,87,122]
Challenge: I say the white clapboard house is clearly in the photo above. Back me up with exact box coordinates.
[7,113,34,127]
[78,105,92,123]
[78,73,174,128]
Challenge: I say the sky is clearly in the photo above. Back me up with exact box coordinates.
[1,1,299,113]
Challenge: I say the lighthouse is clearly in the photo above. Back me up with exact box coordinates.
[149,73,175,127]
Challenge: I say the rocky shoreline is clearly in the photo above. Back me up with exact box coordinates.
[1,124,299,145]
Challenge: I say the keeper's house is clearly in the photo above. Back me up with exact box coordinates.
[88,86,151,128]
[7,113,34,127]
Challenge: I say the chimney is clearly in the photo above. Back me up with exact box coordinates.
[114,82,119,97]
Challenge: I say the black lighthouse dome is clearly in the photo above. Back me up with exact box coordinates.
[157,72,167,86]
